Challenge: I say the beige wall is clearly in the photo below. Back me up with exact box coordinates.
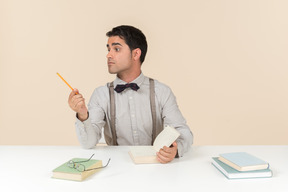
[0,0,287,145]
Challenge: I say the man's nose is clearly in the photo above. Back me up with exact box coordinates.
[106,51,112,58]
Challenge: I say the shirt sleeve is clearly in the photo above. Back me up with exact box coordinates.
[158,84,193,157]
[75,87,107,149]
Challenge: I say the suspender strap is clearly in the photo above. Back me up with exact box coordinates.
[108,78,157,145]
[149,78,157,144]
[109,82,118,145]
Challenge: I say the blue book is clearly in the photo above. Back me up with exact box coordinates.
[212,157,272,179]
[218,152,269,171]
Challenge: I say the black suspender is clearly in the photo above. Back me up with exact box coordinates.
[108,78,158,145]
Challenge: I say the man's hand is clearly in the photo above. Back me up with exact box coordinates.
[68,88,88,121]
[156,142,178,164]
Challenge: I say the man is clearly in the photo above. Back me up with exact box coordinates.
[68,25,193,163]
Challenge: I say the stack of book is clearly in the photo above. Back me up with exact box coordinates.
[211,152,273,179]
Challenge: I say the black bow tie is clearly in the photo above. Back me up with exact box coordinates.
[114,83,140,93]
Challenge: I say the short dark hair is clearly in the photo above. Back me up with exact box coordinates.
[106,25,148,64]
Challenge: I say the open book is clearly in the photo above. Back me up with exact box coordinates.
[129,125,180,164]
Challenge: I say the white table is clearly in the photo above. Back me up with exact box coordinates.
[0,145,287,192]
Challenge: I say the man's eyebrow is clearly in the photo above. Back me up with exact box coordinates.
[106,42,123,48]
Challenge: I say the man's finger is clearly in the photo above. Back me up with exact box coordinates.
[162,147,172,155]
[70,88,80,96]
[157,152,171,163]
[74,98,85,109]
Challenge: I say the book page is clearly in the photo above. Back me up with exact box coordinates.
[153,125,180,152]
[129,146,156,156]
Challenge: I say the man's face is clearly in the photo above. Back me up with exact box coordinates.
[106,36,133,75]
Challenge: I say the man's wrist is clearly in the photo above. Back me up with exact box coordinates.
[76,112,89,122]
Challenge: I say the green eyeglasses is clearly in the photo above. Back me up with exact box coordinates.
[67,154,111,172]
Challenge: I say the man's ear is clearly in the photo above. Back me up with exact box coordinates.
[132,48,142,61]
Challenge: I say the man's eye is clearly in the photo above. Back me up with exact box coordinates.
[115,48,120,52]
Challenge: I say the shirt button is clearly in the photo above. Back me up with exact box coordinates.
[129,97,133,100]
[131,114,135,118]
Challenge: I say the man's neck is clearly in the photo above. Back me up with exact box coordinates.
[117,70,141,83]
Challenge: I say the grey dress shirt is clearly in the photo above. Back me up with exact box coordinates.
[75,73,193,157]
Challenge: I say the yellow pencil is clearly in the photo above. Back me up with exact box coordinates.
[56,72,78,94]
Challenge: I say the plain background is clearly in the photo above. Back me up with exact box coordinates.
[0,0,287,145]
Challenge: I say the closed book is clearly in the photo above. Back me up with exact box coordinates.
[129,125,180,164]
[52,158,102,181]
[212,157,272,179]
[218,152,269,171]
